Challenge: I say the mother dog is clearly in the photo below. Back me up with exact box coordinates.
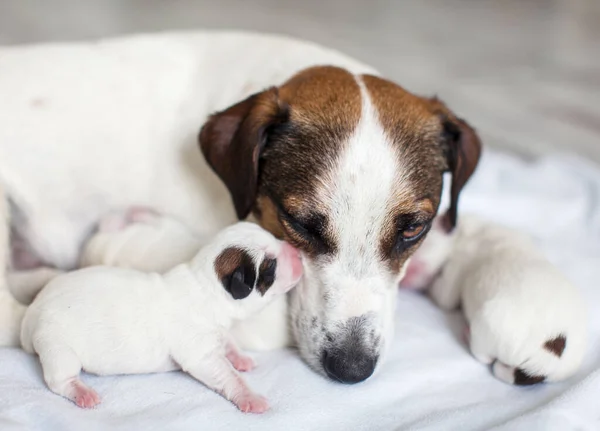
[0,31,480,383]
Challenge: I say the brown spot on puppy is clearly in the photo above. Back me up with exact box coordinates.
[514,368,546,386]
[256,256,277,295]
[544,335,567,358]
[214,247,256,300]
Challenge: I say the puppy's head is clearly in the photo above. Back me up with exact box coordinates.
[199,66,481,383]
[194,222,302,316]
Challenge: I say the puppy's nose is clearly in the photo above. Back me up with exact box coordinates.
[322,349,378,384]
[281,242,303,281]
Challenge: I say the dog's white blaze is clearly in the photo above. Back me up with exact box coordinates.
[319,77,407,278]
[307,76,408,337]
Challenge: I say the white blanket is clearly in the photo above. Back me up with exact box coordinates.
[1,149,599,430]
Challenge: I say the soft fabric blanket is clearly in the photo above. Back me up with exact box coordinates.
[1,149,599,431]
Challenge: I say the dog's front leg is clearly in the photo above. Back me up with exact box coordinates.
[0,185,27,346]
[175,348,268,414]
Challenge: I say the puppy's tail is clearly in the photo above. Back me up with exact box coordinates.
[0,185,27,347]
[492,334,584,385]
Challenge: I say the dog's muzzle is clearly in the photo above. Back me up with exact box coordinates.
[320,316,380,384]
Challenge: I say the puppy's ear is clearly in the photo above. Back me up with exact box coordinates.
[214,247,257,300]
[199,88,289,220]
[429,98,482,231]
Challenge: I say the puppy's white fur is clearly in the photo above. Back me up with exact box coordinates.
[408,214,587,384]
[20,222,302,412]
[79,208,290,351]
[79,207,203,272]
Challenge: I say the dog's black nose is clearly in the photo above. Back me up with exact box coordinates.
[322,349,378,384]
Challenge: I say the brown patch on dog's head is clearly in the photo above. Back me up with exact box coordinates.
[544,335,567,358]
[200,66,481,266]
[362,75,482,233]
[514,368,546,386]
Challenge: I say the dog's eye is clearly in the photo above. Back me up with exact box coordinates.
[279,209,329,252]
[396,217,431,249]
[401,224,426,241]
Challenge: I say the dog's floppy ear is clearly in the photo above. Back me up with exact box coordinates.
[429,98,482,231]
[199,88,289,220]
[214,247,257,300]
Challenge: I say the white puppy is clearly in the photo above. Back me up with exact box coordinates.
[79,207,203,272]
[20,222,303,412]
[404,214,587,385]
[80,208,291,351]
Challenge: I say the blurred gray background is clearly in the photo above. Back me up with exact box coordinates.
[1,0,599,161]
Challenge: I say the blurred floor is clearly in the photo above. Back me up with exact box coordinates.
[1,0,599,161]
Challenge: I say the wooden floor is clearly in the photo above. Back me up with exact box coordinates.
[1,0,599,162]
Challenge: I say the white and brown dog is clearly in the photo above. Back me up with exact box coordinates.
[0,32,482,383]
[20,222,302,412]
[403,215,587,385]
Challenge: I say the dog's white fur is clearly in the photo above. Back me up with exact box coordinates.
[20,222,302,412]
[408,215,587,384]
[0,32,378,353]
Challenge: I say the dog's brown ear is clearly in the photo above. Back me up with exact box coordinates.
[429,98,482,230]
[199,88,288,220]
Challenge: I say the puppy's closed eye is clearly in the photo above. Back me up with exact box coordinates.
[257,257,277,294]
[214,247,257,300]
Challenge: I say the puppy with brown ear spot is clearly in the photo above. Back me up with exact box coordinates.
[19,222,303,412]
[404,214,587,385]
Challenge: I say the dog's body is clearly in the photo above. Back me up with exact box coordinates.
[408,215,587,384]
[0,31,483,382]
[20,222,302,411]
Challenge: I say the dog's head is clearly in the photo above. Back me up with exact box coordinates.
[199,66,481,383]
[193,222,303,317]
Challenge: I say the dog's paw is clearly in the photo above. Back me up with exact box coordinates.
[71,381,101,409]
[233,393,269,414]
[227,352,256,372]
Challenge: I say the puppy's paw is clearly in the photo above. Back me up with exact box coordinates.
[226,351,256,372]
[233,393,269,414]
[71,381,101,409]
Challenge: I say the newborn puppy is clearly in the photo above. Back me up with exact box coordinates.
[81,208,292,352]
[80,207,203,272]
[406,214,587,385]
[20,222,303,412]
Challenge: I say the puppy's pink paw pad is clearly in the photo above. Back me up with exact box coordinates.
[227,353,255,372]
[72,384,101,409]
[235,393,269,414]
